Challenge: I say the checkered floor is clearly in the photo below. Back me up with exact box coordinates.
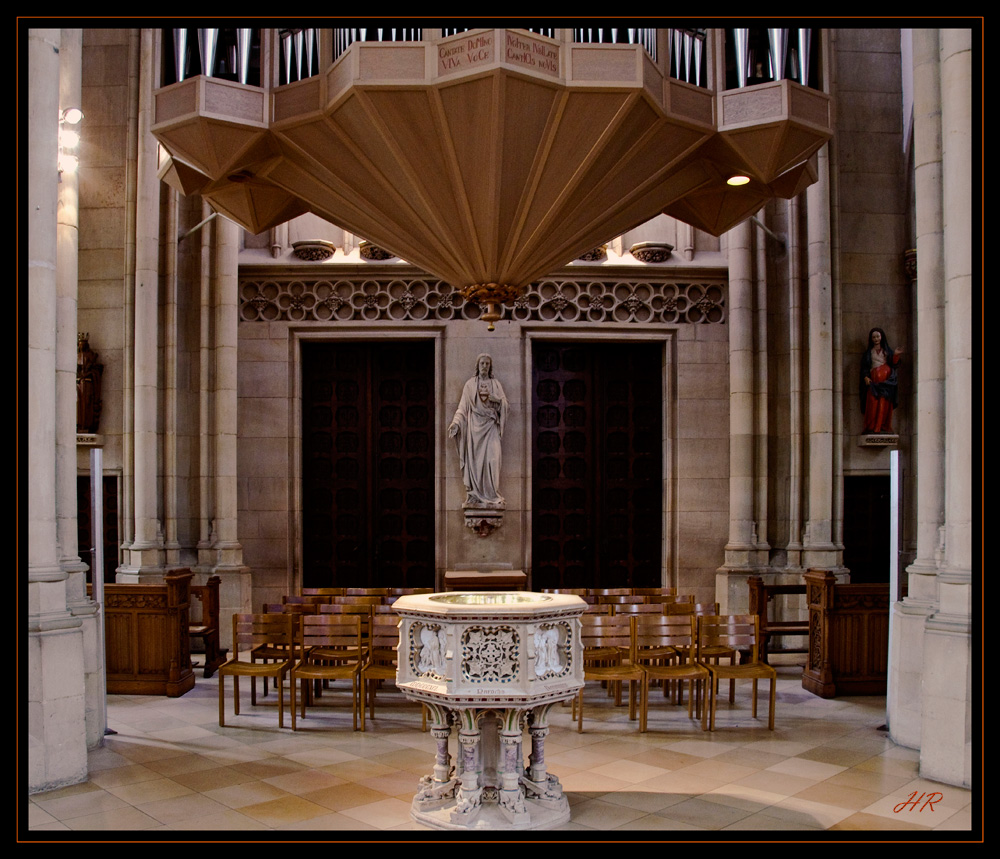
[26,657,974,836]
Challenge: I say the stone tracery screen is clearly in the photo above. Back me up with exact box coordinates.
[239,276,727,325]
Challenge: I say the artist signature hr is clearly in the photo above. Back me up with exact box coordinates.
[893,791,944,813]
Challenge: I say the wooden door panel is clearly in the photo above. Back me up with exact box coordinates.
[532,342,662,589]
[302,342,434,588]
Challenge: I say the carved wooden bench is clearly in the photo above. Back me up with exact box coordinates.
[189,575,228,678]
[747,576,809,663]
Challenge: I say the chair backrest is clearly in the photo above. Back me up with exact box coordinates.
[298,613,364,660]
[579,613,634,656]
[386,587,434,596]
[302,587,347,597]
[609,602,665,615]
[644,593,696,605]
[541,588,589,596]
[588,588,632,597]
[345,587,390,596]
[596,594,647,605]
[634,613,698,658]
[699,615,761,662]
[283,594,330,606]
[335,595,386,606]
[631,587,678,597]
[232,613,296,654]
[319,602,373,635]
[663,602,720,616]
[264,602,318,615]
[368,614,402,656]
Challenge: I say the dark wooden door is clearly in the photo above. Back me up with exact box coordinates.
[302,341,434,588]
[843,475,891,583]
[532,341,663,589]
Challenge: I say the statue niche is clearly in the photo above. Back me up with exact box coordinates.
[77,333,104,435]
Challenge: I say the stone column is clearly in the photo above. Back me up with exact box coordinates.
[717,219,757,613]
[920,27,972,788]
[121,28,163,577]
[889,26,945,749]
[786,195,805,568]
[211,214,251,636]
[802,143,840,571]
[56,28,104,750]
[27,27,88,793]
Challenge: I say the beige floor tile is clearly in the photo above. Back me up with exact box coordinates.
[63,806,163,831]
[650,796,755,830]
[299,781,390,811]
[85,764,185,794]
[33,789,131,822]
[104,777,194,806]
[564,797,649,829]
[337,797,414,828]
[262,768,347,796]
[829,810,934,831]
[168,765,258,793]
[201,779,295,810]
[791,779,885,811]
[237,794,337,827]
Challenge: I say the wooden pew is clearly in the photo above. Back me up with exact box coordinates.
[90,569,195,697]
[747,576,809,663]
[189,575,227,678]
[802,570,890,698]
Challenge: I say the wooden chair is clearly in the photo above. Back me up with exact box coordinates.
[635,614,709,731]
[574,614,646,733]
[290,614,365,731]
[218,613,296,728]
[698,615,777,731]
[317,603,373,663]
[345,587,390,596]
[363,613,402,720]
[254,603,316,696]
[632,587,678,597]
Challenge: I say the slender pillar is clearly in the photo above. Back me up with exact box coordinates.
[28,27,88,793]
[56,28,103,750]
[786,196,805,568]
[889,26,945,749]
[717,219,757,613]
[121,28,163,577]
[210,213,251,643]
[802,143,839,570]
[920,27,972,788]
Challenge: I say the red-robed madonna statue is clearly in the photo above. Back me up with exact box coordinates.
[860,327,903,433]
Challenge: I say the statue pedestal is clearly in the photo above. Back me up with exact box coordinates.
[393,592,585,831]
[859,433,899,447]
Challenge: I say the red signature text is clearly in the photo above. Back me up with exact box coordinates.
[893,791,943,813]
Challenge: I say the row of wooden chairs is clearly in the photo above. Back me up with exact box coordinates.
[574,613,777,734]
[217,610,411,732]
[542,588,699,606]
